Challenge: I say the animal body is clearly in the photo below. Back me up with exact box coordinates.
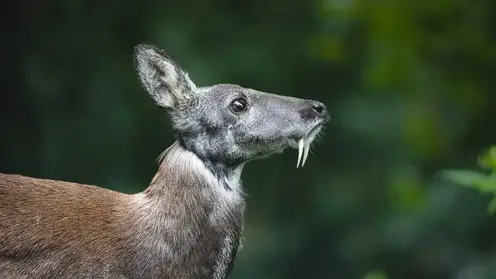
[0,44,329,279]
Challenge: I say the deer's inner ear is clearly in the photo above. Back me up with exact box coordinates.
[134,44,197,110]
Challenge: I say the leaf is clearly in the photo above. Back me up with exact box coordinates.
[477,174,496,192]
[477,146,496,171]
[443,170,496,194]
[441,170,488,188]
[363,270,388,279]
[487,197,496,215]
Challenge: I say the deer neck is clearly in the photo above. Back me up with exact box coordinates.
[142,140,245,206]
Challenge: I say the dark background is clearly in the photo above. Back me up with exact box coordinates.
[2,1,496,278]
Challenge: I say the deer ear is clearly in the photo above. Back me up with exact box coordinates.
[134,44,197,109]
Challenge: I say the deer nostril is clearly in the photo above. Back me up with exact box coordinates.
[300,101,329,121]
[311,102,326,117]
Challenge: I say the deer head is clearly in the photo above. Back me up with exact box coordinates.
[134,44,329,172]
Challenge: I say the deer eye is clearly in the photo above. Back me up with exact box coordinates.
[230,98,248,114]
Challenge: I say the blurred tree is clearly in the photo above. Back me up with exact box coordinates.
[2,0,496,278]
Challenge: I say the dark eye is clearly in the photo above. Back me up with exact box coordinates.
[230,98,248,113]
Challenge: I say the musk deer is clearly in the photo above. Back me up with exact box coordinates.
[0,44,329,279]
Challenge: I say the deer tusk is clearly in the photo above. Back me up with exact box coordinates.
[302,142,310,167]
[297,138,304,168]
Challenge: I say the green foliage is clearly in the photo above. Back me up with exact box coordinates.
[3,0,496,278]
[443,146,496,214]
[362,270,388,279]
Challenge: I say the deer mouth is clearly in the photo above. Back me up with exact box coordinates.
[288,123,323,168]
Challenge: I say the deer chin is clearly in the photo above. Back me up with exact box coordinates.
[288,124,323,168]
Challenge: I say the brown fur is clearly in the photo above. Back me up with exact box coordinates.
[0,142,244,279]
[0,173,136,278]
